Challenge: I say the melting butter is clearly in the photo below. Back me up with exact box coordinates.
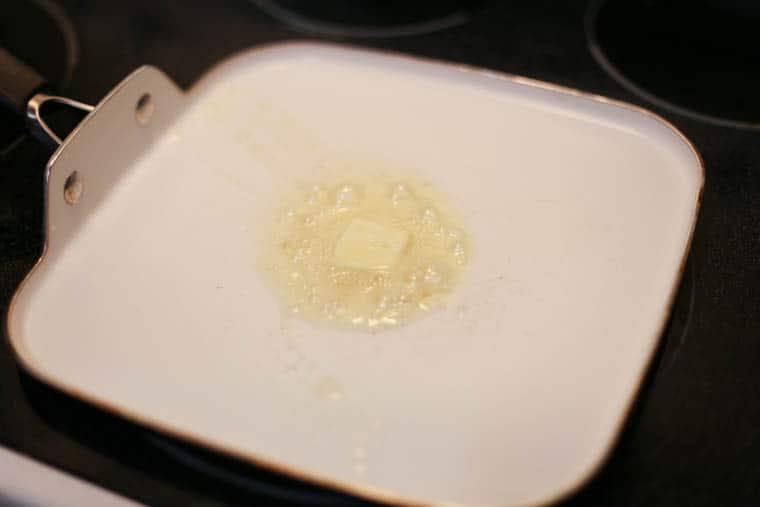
[259,173,471,330]
[334,218,410,272]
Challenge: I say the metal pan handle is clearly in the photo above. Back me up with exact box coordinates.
[0,45,93,149]
[26,92,94,148]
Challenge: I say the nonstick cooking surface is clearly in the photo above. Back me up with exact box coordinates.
[0,1,758,506]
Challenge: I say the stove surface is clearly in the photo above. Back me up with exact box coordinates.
[0,1,758,506]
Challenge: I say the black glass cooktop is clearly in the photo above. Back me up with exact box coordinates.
[588,0,760,128]
[1,1,758,506]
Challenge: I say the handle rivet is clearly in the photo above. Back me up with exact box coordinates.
[135,93,153,124]
[63,171,83,205]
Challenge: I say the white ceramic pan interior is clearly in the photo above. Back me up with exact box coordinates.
[7,43,703,507]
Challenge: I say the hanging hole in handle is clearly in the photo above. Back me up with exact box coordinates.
[135,93,154,124]
[63,171,83,205]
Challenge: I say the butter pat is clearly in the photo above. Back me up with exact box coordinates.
[334,219,409,271]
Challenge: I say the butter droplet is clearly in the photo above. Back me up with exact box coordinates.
[391,184,412,204]
[313,376,343,401]
[335,184,360,207]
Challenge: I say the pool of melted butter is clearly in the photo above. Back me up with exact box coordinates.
[259,172,471,330]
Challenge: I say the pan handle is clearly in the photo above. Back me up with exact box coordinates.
[0,46,93,149]
[26,93,94,148]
